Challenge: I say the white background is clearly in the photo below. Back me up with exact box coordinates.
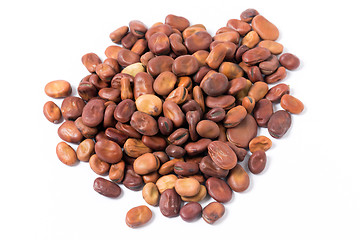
[1,0,359,239]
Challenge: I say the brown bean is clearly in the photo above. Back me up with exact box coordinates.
[142,135,167,151]
[242,96,256,113]
[242,47,271,65]
[267,110,291,138]
[89,154,110,175]
[167,128,189,146]
[259,40,283,55]
[135,94,162,116]
[109,26,128,43]
[56,142,78,166]
[207,141,237,170]
[249,136,272,153]
[183,25,206,38]
[148,32,170,55]
[165,14,190,31]
[98,88,121,102]
[147,55,174,77]
[226,114,258,148]
[172,55,199,76]
[227,77,247,95]
[265,83,290,102]
[205,108,225,122]
[103,104,117,129]
[225,142,247,162]
[44,80,72,98]
[192,86,205,113]
[182,100,202,115]
[241,31,260,48]
[89,73,108,90]
[248,81,269,102]
[223,105,247,128]
[158,116,174,136]
[279,53,300,70]
[93,177,121,198]
[184,31,212,54]
[115,122,142,139]
[133,153,160,175]
[163,100,185,128]
[96,63,117,82]
[252,15,279,40]
[76,139,95,162]
[58,121,83,143]
[199,156,229,178]
[82,53,102,73]
[205,43,227,69]
[104,127,128,146]
[105,45,123,59]
[74,117,98,139]
[218,62,243,80]
[126,205,152,228]
[142,182,160,206]
[123,165,144,191]
[133,72,155,99]
[210,41,237,61]
[123,138,152,158]
[227,164,250,192]
[129,20,147,38]
[174,161,199,176]
[240,8,259,22]
[43,101,61,123]
[169,33,187,56]
[165,145,186,159]
[236,79,252,103]
[95,139,122,164]
[77,81,98,101]
[131,39,148,56]
[205,95,235,109]
[153,71,177,96]
[180,202,202,222]
[175,178,200,197]
[109,160,125,183]
[121,32,138,49]
[280,94,304,114]
[186,110,201,141]
[143,171,160,184]
[248,150,267,174]
[145,23,172,40]
[117,49,140,67]
[259,55,279,75]
[206,177,232,203]
[159,188,181,217]
[253,99,273,127]
[192,50,210,67]
[114,99,135,123]
[82,98,105,127]
[200,71,229,97]
[130,111,159,136]
[226,19,251,36]
[166,86,188,104]
[196,120,220,139]
[265,66,287,84]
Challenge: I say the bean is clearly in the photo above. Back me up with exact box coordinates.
[259,40,283,55]
[184,138,212,156]
[82,98,105,127]
[148,32,170,55]
[210,42,237,61]
[159,188,181,217]
[142,135,167,151]
[131,39,148,56]
[241,31,260,48]
[133,153,160,175]
[61,96,85,120]
[180,202,202,222]
[109,160,125,183]
[163,100,185,128]
[200,71,229,97]
[135,94,162,116]
[147,55,174,77]
[121,62,145,77]
[227,19,251,36]
[126,205,152,228]
[58,121,83,143]
[227,77,247,95]
[196,120,220,139]
[93,177,121,198]
[206,43,227,69]
[129,20,147,38]
[96,63,117,82]
[123,138,152,158]
[98,88,121,102]
[248,150,267,174]
[153,71,177,96]
[202,202,225,224]
[265,66,287,84]
[77,81,98,101]
[75,117,98,139]
[259,55,279,75]
[130,111,159,136]
[192,51,210,67]
[156,174,178,194]
[208,141,237,170]
[44,80,72,98]
[89,154,110,175]
[193,86,205,112]
[145,23,172,40]
[242,96,256,113]
[182,100,202,115]
[167,128,189,146]
[267,110,292,138]
[186,110,201,141]
[240,8,259,22]
[184,31,212,54]
[225,142,247,162]
[153,151,169,164]
[181,185,207,202]
[205,95,235,109]
[103,104,117,129]
[95,139,123,164]
[115,123,142,139]
[174,161,199,176]
[123,165,144,191]
[205,108,225,122]
[81,53,101,73]
[165,144,186,158]
[213,31,240,44]
[142,182,160,206]
[175,178,201,197]
[280,94,304,114]
[249,136,272,153]
[265,83,290,102]
[165,14,190,31]
[206,177,232,203]
[56,142,77,166]
[76,139,95,162]
[248,81,269,102]
[117,49,140,67]
[172,55,199,76]
[43,101,61,123]
[166,86,188,104]
[158,116,174,136]
[109,26,128,43]
[242,46,271,65]
[199,156,229,178]
[143,171,160,184]
[226,114,258,148]
[279,53,300,70]
[253,99,273,127]
[223,105,247,128]
[227,164,250,192]
[105,45,122,59]
[252,15,279,40]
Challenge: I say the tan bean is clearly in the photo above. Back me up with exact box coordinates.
[44,80,72,98]
[76,139,95,162]
[158,158,184,175]
[133,153,160,175]
[126,205,152,228]
[227,164,250,192]
[142,182,160,206]
[175,178,201,197]
[258,40,283,55]
[56,142,78,166]
[181,185,207,202]
[109,160,125,183]
[123,138,152,158]
[156,174,178,194]
[109,26,128,43]
[248,81,269,102]
[249,136,272,153]
[89,154,110,175]
[241,31,260,48]
[205,43,227,69]
[202,202,225,224]
[135,94,163,116]
[43,101,61,123]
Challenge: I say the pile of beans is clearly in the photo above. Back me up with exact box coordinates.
[43,9,303,227]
